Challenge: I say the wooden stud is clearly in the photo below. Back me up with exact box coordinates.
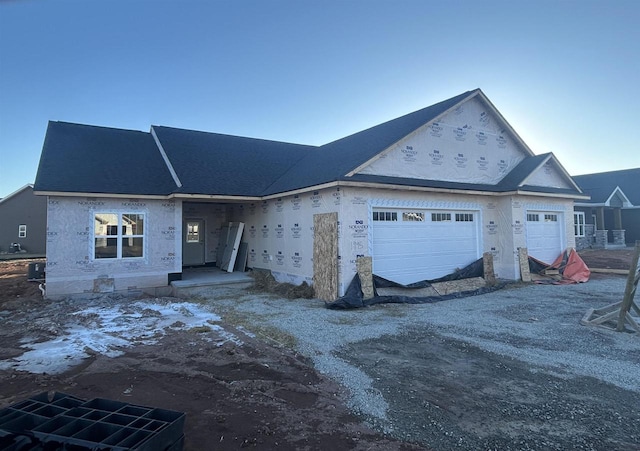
[617,241,640,332]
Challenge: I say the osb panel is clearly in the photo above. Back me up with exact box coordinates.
[483,252,496,284]
[518,247,531,282]
[432,277,486,295]
[356,256,374,300]
[376,286,439,298]
[313,212,338,302]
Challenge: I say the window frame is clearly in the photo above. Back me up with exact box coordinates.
[372,211,398,222]
[93,212,145,260]
[574,212,585,237]
[431,212,452,222]
[18,224,27,238]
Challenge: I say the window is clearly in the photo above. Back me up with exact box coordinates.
[455,213,474,222]
[544,214,558,222]
[402,212,424,222]
[373,211,398,222]
[574,212,585,237]
[186,222,200,243]
[431,212,452,222]
[527,213,539,222]
[94,213,144,259]
[18,224,26,238]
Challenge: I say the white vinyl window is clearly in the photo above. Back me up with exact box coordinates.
[18,224,26,238]
[574,212,585,237]
[527,213,540,222]
[544,214,558,222]
[94,213,145,259]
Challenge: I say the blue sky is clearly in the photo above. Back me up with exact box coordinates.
[1,0,639,198]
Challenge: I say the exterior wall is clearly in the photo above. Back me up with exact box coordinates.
[0,186,47,254]
[231,187,342,288]
[45,196,182,298]
[338,188,575,289]
[622,209,640,245]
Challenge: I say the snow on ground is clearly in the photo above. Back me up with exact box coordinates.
[0,300,240,375]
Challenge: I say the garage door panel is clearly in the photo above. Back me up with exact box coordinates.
[526,211,563,264]
[372,208,480,285]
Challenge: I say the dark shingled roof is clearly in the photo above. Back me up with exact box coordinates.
[152,126,314,196]
[573,168,640,205]
[263,90,475,195]
[33,90,585,199]
[34,122,177,195]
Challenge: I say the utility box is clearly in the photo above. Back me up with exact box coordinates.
[27,262,46,281]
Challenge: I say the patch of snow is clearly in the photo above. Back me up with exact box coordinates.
[0,300,241,375]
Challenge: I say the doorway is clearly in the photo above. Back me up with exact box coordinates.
[183,219,205,266]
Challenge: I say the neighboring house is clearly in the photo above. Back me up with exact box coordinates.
[34,89,587,299]
[0,184,47,255]
[573,168,640,249]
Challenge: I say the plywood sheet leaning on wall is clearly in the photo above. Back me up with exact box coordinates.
[313,212,338,302]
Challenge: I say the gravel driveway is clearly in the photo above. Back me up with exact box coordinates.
[189,276,640,450]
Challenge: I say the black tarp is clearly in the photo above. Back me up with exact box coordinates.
[326,258,503,309]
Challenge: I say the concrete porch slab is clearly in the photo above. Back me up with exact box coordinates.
[171,267,253,289]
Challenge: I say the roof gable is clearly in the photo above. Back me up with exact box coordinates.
[573,168,640,206]
[353,94,532,186]
[0,184,34,206]
[517,154,577,191]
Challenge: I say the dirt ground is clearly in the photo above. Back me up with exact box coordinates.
[0,249,636,450]
[0,260,421,450]
[578,247,636,270]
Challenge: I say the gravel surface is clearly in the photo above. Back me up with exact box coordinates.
[189,277,640,449]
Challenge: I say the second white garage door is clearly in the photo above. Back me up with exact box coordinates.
[526,211,564,265]
[372,209,480,285]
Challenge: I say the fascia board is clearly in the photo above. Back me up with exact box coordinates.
[33,191,171,200]
[515,189,590,200]
[345,90,481,177]
[170,193,262,202]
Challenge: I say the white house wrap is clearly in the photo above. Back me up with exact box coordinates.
[34,89,588,299]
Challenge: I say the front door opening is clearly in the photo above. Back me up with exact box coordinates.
[183,219,205,266]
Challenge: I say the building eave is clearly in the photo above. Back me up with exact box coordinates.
[33,190,172,200]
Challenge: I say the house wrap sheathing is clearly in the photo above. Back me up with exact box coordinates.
[35,89,587,298]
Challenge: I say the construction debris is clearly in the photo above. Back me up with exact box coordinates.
[581,241,640,333]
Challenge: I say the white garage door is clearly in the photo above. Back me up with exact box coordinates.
[526,211,563,265]
[372,209,480,285]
